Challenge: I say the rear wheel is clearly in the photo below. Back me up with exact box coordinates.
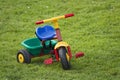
[58,47,71,70]
[17,50,31,63]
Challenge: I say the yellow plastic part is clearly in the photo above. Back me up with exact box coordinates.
[53,20,59,29]
[54,41,69,49]
[43,15,65,23]
[18,54,24,63]
[66,53,70,61]
[43,16,65,29]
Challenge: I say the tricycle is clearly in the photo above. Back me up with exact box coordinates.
[17,13,84,70]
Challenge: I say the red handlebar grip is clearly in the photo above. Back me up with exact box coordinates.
[65,13,74,18]
[36,20,44,25]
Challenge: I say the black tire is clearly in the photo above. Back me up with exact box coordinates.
[17,49,31,64]
[58,47,71,70]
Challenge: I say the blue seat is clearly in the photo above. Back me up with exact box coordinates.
[36,25,56,40]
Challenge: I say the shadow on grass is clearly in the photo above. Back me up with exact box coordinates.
[30,57,46,65]
[27,54,87,71]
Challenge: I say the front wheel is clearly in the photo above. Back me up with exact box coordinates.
[58,47,71,70]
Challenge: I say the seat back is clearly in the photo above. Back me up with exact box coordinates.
[36,25,56,40]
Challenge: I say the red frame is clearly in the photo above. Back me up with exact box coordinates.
[67,46,72,59]
[54,49,59,61]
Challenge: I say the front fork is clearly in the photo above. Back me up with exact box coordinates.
[54,41,72,61]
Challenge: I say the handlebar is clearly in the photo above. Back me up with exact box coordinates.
[36,13,74,25]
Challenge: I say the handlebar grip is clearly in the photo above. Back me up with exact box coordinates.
[36,20,44,25]
[65,13,74,18]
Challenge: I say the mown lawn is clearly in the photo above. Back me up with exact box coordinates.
[0,0,120,80]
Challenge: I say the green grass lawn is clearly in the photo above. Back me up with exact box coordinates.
[0,0,120,80]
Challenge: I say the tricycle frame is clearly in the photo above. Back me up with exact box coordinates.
[17,13,84,70]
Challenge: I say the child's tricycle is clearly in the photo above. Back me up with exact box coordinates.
[17,13,84,70]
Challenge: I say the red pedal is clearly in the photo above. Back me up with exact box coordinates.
[44,58,53,65]
[75,52,84,58]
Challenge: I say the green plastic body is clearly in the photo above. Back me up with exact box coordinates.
[21,38,57,56]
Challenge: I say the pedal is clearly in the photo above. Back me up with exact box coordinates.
[44,58,53,65]
[75,52,84,58]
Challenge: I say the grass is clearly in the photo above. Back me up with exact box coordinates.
[0,0,120,80]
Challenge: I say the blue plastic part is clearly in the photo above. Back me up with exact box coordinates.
[36,25,56,40]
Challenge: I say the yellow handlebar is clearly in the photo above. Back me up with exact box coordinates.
[36,13,74,29]
[44,15,64,23]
